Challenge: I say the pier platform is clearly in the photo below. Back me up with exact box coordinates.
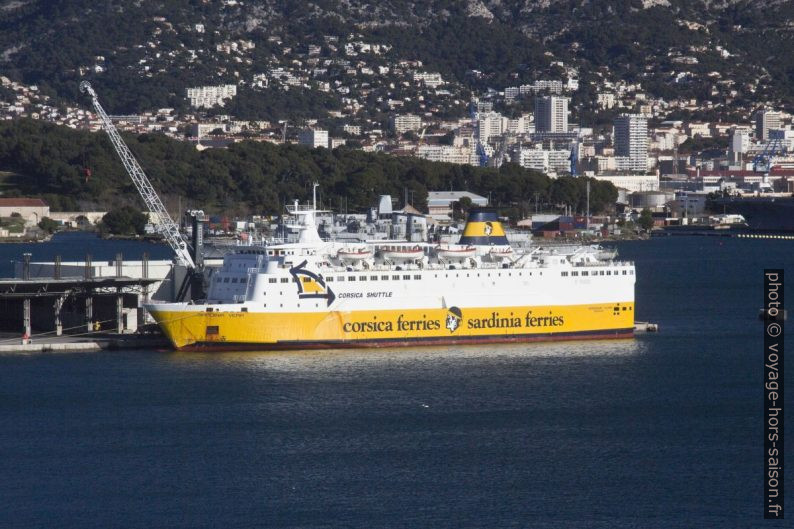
[0,332,169,353]
[634,321,659,332]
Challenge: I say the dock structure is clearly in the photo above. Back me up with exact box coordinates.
[634,321,659,332]
[0,253,162,342]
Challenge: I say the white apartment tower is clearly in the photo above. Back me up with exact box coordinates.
[754,110,782,141]
[298,129,329,149]
[534,96,569,133]
[391,114,423,134]
[614,114,648,172]
[478,111,506,143]
[186,85,237,108]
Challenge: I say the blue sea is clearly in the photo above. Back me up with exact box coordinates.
[0,233,791,528]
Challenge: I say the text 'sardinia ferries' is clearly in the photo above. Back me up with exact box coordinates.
[146,208,635,351]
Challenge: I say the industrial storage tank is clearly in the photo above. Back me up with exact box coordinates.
[629,191,674,209]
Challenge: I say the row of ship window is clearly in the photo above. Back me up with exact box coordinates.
[265,271,552,283]
[217,269,632,285]
[560,270,633,277]
[215,276,246,284]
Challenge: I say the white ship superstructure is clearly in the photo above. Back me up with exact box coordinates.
[147,209,635,350]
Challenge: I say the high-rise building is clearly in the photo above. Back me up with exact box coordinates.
[534,96,569,133]
[614,114,648,172]
[391,114,423,134]
[728,128,750,166]
[754,110,782,141]
[477,111,506,143]
[298,129,329,149]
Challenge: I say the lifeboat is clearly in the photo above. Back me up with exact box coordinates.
[436,245,476,262]
[381,245,424,263]
[337,247,373,262]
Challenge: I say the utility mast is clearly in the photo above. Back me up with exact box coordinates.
[80,82,195,269]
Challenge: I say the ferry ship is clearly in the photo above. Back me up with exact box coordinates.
[146,209,635,350]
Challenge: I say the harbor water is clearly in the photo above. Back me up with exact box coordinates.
[0,235,791,528]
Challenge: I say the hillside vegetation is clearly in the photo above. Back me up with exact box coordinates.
[0,1,789,115]
[0,119,617,218]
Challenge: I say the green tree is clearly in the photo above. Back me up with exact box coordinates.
[549,177,581,210]
[37,217,59,234]
[638,208,654,231]
[452,196,473,221]
[101,206,147,236]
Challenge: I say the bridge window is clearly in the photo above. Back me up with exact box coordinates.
[571,271,579,277]
[392,275,400,280]
[581,271,588,276]
[381,275,389,280]
[403,275,410,280]
[359,276,367,281]
[348,276,356,281]
[268,278,276,283]
[561,271,568,277]
[371,276,379,281]
[414,275,421,280]
[280,278,289,283]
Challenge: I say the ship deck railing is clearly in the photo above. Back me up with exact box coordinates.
[570,260,633,267]
[243,259,634,276]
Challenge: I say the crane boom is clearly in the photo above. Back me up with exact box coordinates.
[80,81,195,269]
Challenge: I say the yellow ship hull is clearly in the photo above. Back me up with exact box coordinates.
[147,302,635,351]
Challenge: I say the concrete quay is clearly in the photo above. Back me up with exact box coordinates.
[0,333,169,353]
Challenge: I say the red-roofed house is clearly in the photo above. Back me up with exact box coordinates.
[0,198,50,225]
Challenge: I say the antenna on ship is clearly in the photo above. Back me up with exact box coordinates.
[313,182,319,211]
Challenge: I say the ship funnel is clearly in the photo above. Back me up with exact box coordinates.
[458,209,508,245]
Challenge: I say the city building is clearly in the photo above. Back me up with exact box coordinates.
[427,191,488,219]
[391,114,423,134]
[729,130,751,165]
[514,147,571,174]
[506,116,529,135]
[534,96,569,133]
[597,93,616,109]
[0,198,50,225]
[412,72,444,88]
[591,174,659,193]
[614,114,649,172]
[416,145,475,165]
[477,111,506,143]
[186,85,237,108]
[298,128,329,149]
[754,109,782,141]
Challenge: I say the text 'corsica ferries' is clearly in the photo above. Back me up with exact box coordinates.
[146,208,636,351]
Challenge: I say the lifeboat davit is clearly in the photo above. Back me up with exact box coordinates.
[488,246,515,260]
[436,245,476,262]
[381,246,424,262]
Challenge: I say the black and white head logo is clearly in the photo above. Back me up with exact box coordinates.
[484,222,493,236]
[445,306,462,333]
